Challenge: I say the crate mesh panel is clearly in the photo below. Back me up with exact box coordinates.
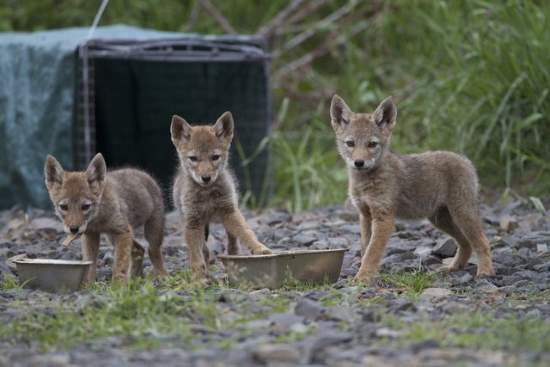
[90,57,271,204]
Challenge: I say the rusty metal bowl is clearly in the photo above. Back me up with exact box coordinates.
[14,258,92,293]
[219,248,346,289]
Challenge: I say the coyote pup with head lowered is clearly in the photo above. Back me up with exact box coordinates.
[44,153,168,284]
[171,112,272,279]
[330,95,495,283]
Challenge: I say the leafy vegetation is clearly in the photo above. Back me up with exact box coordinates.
[1,0,548,210]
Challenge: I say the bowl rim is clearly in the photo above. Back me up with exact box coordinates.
[218,248,347,260]
[14,258,93,266]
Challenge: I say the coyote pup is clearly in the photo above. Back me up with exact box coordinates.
[44,153,168,284]
[171,111,272,279]
[330,95,495,283]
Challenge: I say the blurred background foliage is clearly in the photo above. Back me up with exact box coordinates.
[2,0,549,211]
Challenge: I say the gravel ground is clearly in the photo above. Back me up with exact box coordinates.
[0,199,549,367]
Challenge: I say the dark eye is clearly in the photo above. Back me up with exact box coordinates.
[59,203,68,211]
[368,141,379,148]
[81,203,91,211]
[211,154,220,161]
[345,140,355,147]
[188,156,198,162]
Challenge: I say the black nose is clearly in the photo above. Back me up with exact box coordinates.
[201,176,211,183]
[70,226,79,234]
[354,160,365,168]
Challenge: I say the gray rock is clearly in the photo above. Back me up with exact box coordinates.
[534,261,550,272]
[375,327,402,338]
[380,252,417,269]
[252,344,301,364]
[386,240,416,255]
[493,250,523,267]
[414,245,432,258]
[268,313,304,333]
[307,330,353,363]
[421,255,442,268]
[264,210,292,226]
[474,279,500,293]
[295,298,326,319]
[432,238,457,258]
[28,353,71,367]
[449,271,473,286]
[420,288,452,300]
[327,237,349,248]
[292,233,317,247]
[338,224,361,235]
[102,250,113,266]
[524,308,543,319]
[517,247,533,259]
[396,230,420,240]
[512,270,541,281]
[390,299,416,313]
[0,255,12,275]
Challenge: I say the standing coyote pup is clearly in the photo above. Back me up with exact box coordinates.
[171,111,272,279]
[44,153,168,284]
[330,95,495,283]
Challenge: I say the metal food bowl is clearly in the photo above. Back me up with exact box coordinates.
[14,258,92,293]
[219,248,346,289]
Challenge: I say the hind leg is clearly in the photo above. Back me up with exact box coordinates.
[447,206,495,277]
[227,230,239,255]
[429,207,472,271]
[144,215,168,278]
[130,240,145,278]
[202,224,212,264]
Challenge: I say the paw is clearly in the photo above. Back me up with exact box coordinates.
[476,266,496,278]
[82,278,96,287]
[112,274,129,285]
[252,245,272,255]
[352,273,375,286]
[191,262,209,281]
[153,269,169,278]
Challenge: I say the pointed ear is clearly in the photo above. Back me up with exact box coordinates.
[44,155,64,188]
[373,96,397,130]
[213,111,234,141]
[85,153,106,190]
[330,94,352,130]
[171,115,192,144]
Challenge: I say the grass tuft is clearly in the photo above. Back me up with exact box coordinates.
[380,271,435,298]
[0,275,22,290]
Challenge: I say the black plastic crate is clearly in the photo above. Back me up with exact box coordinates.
[75,37,272,206]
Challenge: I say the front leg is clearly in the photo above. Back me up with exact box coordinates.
[223,210,271,255]
[184,224,208,279]
[81,232,100,285]
[355,214,395,284]
[359,209,372,258]
[111,230,133,284]
[227,230,239,255]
